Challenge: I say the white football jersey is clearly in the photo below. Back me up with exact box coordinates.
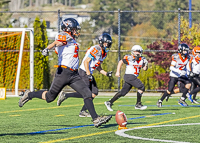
[170,53,190,77]
[80,45,107,74]
[187,56,200,75]
[123,54,146,77]
[54,32,79,70]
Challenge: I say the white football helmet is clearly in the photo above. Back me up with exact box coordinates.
[131,45,143,57]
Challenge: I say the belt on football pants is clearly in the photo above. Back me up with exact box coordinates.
[54,65,78,71]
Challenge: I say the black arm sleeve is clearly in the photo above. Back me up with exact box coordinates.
[122,59,128,65]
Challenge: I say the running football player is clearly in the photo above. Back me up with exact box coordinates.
[18,18,112,127]
[57,33,113,117]
[104,45,148,111]
[187,46,200,104]
[157,43,191,107]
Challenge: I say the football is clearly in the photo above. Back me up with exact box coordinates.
[115,110,127,127]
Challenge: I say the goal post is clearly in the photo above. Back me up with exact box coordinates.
[0,28,34,96]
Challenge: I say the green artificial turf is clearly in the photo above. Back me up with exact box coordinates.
[0,96,200,143]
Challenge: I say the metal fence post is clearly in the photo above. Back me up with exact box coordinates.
[118,9,121,91]
[189,0,192,28]
[178,8,181,45]
[58,9,60,33]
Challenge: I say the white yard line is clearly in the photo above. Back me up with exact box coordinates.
[115,123,200,143]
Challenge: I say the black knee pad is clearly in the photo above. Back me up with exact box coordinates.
[138,85,145,92]
[81,87,92,99]
[92,89,98,96]
[46,91,57,103]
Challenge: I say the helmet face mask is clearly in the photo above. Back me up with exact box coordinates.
[178,43,189,57]
[99,33,112,51]
[61,18,81,38]
[131,45,143,60]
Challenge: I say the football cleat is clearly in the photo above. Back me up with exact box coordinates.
[187,93,193,103]
[157,100,162,108]
[79,110,91,117]
[57,91,66,106]
[178,98,188,107]
[93,115,112,128]
[135,102,147,110]
[104,101,113,111]
[192,99,200,104]
[19,90,31,107]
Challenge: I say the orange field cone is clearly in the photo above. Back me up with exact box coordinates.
[118,125,127,130]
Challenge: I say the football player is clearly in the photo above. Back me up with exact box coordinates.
[104,45,148,111]
[157,43,191,107]
[18,18,112,127]
[57,33,113,117]
[186,46,200,104]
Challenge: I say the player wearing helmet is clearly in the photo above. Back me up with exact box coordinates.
[105,45,148,111]
[157,43,191,107]
[18,18,112,127]
[56,33,113,117]
[186,46,200,104]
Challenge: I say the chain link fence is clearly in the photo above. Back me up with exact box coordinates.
[1,9,199,92]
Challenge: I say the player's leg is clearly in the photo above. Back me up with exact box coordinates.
[79,77,98,117]
[157,77,178,107]
[105,82,132,111]
[123,75,147,110]
[189,77,200,104]
[178,77,191,106]
[19,67,67,107]
[69,77,111,127]
[57,91,83,106]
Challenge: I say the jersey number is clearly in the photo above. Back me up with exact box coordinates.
[58,35,66,41]
[90,48,98,56]
[73,44,79,58]
[134,67,141,74]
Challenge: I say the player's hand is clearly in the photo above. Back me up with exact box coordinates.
[115,72,120,77]
[106,71,112,77]
[143,59,148,66]
[87,74,93,81]
[42,48,49,56]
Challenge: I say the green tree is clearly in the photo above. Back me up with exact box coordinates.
[91,0,139,35]
[33,16,49,89]
[41,19,50,89]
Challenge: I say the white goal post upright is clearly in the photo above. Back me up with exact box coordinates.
[0,28,34,96]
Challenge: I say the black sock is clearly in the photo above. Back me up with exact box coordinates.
[182,88,188,99]
[190,87,200,95]
[28,90,45,99]
[193,93,197,100]
[81,97,94,112]
[65,92,83,98]
[160,91,169,101]
[84,98,98,120]
[137,91,142,103]
[109,92,122,104]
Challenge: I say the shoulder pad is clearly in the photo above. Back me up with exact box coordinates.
[123,54,133,61]
[90,45,102,58]
[171,53,179,60]
[56,32,73,42]
[94,45,102,52]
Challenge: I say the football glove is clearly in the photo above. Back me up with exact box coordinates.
[88,74,93,81]
[106,71,113,77]
[42,48,49,56]
[143,58,148,66]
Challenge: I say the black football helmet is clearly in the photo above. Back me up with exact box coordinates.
[99,33,112,50]
[178,43,189,56]
[61,18,81,38]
